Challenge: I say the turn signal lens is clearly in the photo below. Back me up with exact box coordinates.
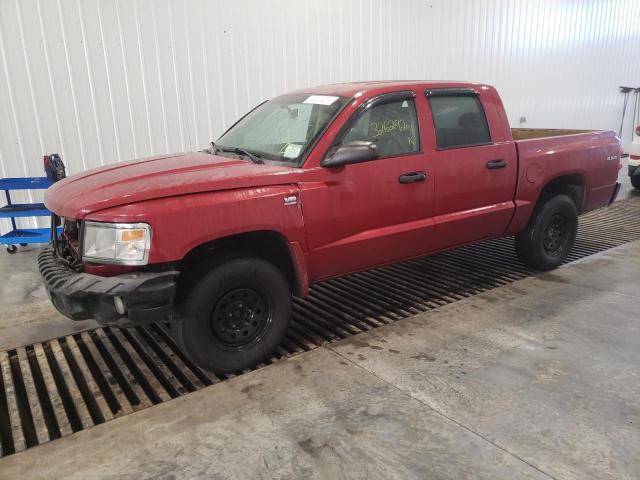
[121,229,145,242]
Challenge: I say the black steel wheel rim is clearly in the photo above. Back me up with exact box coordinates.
[543,213,567,253]
[211,287,271,348]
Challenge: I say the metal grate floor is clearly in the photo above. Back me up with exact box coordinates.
[1,197,640,458]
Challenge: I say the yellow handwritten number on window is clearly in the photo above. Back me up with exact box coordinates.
[370,120,416,147]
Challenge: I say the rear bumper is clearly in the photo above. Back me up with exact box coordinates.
[38,247,178,327]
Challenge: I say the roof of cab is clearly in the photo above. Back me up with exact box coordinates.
[290,80,488,98]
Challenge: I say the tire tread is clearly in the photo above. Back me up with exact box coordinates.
[515,194,577,271]
[175,257,291,374]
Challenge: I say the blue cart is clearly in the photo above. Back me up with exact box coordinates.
[0,177,59,253]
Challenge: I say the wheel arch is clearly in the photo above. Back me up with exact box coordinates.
[175,230,307,304]
[534,173,586,214]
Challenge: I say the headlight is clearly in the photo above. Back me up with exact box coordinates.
[82,222,151,265]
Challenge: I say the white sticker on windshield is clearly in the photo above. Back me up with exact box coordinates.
[303,95,339,106]
[283,144,302,158]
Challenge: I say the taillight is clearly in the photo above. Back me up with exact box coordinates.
[636,125,640,137]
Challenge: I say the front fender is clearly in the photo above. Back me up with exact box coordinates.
[85,185,307,264]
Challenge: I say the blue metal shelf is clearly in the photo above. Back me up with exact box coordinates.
[0,177,53,190]
[1,176,55,252]
[0,203,50,218]
[0,227,61,245]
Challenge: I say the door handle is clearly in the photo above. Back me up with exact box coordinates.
[399,171,427,184]
[486,159,507,170]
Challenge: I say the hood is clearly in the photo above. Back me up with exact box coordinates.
[45,152,302,218]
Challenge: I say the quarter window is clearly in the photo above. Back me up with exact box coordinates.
[340,98,420,157]
[427,95,491,149]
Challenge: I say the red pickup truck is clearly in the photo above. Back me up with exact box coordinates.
[40,81,621,373]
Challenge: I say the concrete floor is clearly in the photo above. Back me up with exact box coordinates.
[0,171,638,479]
[0,244,93,351]
[1,240,639,478]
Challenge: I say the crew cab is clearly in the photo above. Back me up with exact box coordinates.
[39,81,622,373]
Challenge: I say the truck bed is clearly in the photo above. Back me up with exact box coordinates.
[506,128,620,236]
[511,128,595,140]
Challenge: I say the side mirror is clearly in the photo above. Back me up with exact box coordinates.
[321,141,379,168]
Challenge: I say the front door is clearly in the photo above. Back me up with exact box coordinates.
[301,92,435,281]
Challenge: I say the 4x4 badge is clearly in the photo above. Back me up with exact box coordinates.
[284,195,297,206]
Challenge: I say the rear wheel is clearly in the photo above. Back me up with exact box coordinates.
[175,257,292,374]
[515,194,578,270]
[631,175,640,190]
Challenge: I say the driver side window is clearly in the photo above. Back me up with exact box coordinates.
[341,98,420,158]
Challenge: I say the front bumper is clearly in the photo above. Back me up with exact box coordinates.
[38,247,178,327]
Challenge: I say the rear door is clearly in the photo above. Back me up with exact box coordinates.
[424,89,517,250]
[301,91,435,280]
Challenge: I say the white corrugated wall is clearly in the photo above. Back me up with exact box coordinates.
[1,0,639,230]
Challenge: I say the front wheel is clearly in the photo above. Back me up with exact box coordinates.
[515,194,578,271]
[175,257,292,374]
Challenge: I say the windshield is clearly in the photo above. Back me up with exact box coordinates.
[216,93,349,165]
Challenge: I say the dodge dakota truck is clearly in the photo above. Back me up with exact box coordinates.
[39,81,622,373]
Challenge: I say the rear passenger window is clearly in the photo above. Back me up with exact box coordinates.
[427,95,491,149]
[341,98,420,157]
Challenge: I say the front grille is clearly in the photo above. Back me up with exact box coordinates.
[51,215,82,268]
[63,218,79,240]
[63,219,81,263]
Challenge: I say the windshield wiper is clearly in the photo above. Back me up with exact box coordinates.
[219,146,264,164]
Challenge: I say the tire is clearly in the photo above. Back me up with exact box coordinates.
[175,257,292,374]
[631,175,640,190]
[515,194,578,271]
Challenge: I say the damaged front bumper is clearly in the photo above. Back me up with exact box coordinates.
[38,247,178,327]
